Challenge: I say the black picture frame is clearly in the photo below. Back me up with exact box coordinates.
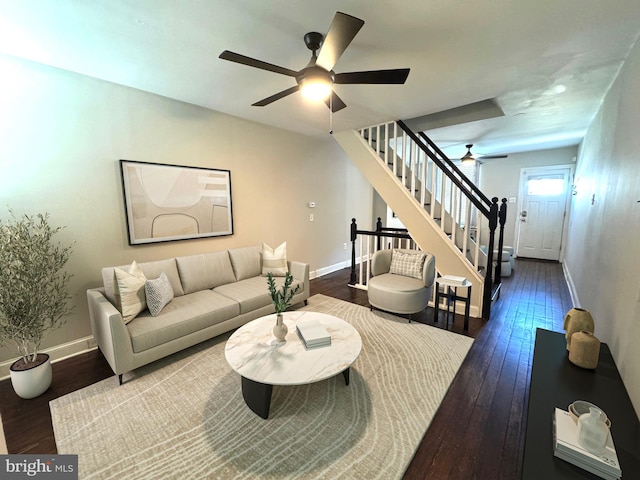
[120,160,233,245]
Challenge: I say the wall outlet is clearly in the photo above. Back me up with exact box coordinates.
[343,242,347,250]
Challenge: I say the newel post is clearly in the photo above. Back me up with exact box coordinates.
[494,198,508,284]
[375,217,383,251]
[350,218,357,285]
[482,197,499,319]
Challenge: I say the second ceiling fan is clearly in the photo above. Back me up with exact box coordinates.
[461,144,508,163]
[219,11,410,112]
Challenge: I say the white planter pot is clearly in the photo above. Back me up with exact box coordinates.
[9,353,52,399]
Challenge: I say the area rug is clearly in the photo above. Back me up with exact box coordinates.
[50,294,473,479]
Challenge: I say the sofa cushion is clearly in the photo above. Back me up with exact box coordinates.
[113,261,147,324]
[261,242,287,276]
[389,250,426,280]
[102,258,184,304]
[127,290,239,353]
[214,275,304,315]
[228,245,261,281]
[136,259,185,297]
[175,251,236,294]
[145,272,174,317]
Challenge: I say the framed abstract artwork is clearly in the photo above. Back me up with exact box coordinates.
[120,160,233,245]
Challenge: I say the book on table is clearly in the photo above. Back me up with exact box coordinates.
[553,408,622,480]
[296,318,331,349]
[440,274,467,286]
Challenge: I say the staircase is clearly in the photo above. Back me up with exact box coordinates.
[334,120,506,319]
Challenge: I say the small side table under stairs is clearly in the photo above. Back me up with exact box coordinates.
[434,276,472,331]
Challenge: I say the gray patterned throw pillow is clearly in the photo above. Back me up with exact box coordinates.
[389,250,427,280]
[145,271,174,317]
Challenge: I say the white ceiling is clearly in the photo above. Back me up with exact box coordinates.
[1,0,639,160]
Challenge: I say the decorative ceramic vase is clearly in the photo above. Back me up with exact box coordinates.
[272,313,288,342]
[9,353,52,399]
[563,307,594,350]
[569,331,601,369]
[577,407,608,454]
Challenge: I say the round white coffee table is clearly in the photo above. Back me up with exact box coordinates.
[225,310,362,419]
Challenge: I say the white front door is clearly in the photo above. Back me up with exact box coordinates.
[516,166,573,261]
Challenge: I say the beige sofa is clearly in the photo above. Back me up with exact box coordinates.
[87,245,309,384]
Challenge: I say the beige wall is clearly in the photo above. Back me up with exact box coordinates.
[564,37,640,415]
[479,146,578,249]
[0,54,373,364]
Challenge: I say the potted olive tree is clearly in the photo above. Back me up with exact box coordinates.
[0,211,74,398]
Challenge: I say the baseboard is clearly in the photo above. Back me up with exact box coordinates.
[0,336,97,381]
[310,260,351,279]
[562,261,580,307]
[431,300,480,319]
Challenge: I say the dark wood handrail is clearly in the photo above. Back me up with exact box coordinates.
[393,121,509,319]
[395,120,491,218]
[416,130,493,207]
[356,121,510,319]
[350,218,413,284]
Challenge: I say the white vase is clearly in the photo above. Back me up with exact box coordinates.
[272,314,288,342]
[9,353,52,399]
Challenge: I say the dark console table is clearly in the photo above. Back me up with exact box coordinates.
[522,328,640,479]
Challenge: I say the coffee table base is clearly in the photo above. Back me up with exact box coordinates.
[241,368,351,419]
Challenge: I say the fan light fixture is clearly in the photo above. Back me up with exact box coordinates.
[300,76,332,101]
[219,12,410,113]
[461,144,476,164]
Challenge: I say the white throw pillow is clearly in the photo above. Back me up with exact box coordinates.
[262,242,288,276]
[145,271,174,317]
[113,261,147,324]
[389,250,427,280]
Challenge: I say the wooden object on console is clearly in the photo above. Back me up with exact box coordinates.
[522,328,640,479]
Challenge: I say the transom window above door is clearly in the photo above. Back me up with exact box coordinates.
[527,176,565,196]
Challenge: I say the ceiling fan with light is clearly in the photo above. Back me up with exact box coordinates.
[219,11,410,112]
[460,144,508,164]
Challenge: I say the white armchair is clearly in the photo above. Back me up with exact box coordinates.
[367,249,436,318]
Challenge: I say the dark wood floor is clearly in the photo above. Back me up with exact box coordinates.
[0,258,572,479]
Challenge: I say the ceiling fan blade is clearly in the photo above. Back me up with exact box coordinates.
[315,12,365,71]
[252,85,300,107]
[335,68,410,84]
[478,154,509,159]
[219,50,298,77]
[325,91,347,112]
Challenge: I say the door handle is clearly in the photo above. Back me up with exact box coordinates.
[519,210,527,222]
